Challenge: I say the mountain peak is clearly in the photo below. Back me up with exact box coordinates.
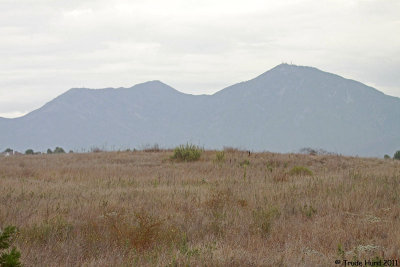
[1,64,399,157]
[249,63,318,83]
[127,80,183,96]
[139,80,165,86]
[271,63,319,72]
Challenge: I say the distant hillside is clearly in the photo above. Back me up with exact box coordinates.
[1,64,399,157]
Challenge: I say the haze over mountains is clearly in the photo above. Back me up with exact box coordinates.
[1,64,399,157]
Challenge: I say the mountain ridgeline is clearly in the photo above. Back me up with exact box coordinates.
[1,64,399,157]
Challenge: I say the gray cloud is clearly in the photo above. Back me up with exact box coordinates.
[1,0,399,117]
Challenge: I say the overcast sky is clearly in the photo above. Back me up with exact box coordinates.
[1,0,399,118]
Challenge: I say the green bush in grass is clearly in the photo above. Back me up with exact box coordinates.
[171,144,202,162]
[0,226,22,267]
[288,166,313,176]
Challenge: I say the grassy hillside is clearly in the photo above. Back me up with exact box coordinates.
[0,150,399,266]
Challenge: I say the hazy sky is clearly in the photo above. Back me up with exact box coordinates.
[1,0,399,118]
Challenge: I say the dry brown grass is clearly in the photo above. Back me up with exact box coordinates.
[1,150,399,266]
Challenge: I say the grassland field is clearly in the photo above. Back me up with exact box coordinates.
[0,150,399,266]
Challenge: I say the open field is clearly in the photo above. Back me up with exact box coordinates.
[1,150,399,266]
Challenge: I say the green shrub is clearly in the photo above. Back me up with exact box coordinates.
[394,150,400,160]
[171,144,202,162]
[215,151,225,163]
[289,166,313,176]
[384,154,391,159]
[252,207,280,236]
[25,149,34,155]
[0,226,22,267]
[53,147,65,154]
[337,243,345,259]
[47,149,53,154]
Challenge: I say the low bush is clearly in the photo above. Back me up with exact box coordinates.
[252,207,280,236]
[288,166,313,176]
[215,151,225,163]
[0,226,22,267]
[83,210,183,252]
[171,144,202,162]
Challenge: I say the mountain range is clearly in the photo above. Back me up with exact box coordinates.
[1,63,399,157]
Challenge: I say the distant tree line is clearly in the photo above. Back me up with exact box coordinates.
[393,151,400,160]
[2,146,400,159]
[383,151,400,160]
[24,147,69,155]
[299,147,338,156]
[46,147,66,154]
[299,147,400,160]
[1,147,73,155]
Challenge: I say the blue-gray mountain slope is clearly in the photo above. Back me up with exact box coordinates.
[0,64,399,157]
